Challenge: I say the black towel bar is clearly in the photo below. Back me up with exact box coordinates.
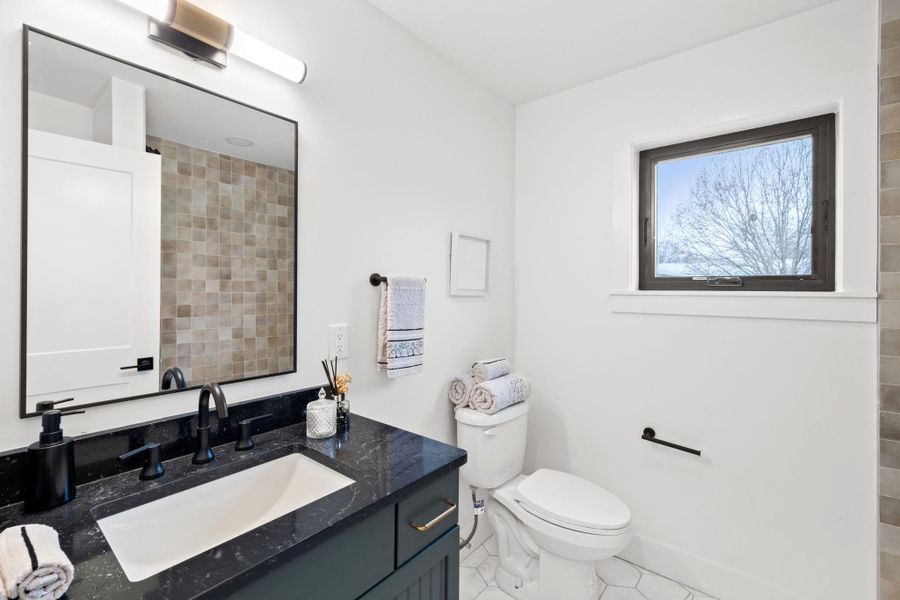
[369,273,427,286]
[641,427,701,457]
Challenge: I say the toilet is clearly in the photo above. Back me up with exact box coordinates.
[455,402,632,600]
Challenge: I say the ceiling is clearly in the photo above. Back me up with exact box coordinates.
[27,31,295,169]
[367,0,836,104]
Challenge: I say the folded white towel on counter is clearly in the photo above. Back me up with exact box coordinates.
[377,276,426,378]
[472,357,512,383]
[0,524,73,600]
[448,374,477,408]
[470,373,532,415]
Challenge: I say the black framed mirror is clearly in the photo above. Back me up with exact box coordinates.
[21,26,298,417]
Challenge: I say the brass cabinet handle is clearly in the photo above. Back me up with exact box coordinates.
[410,499,457,532]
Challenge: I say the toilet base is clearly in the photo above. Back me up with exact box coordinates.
[493,549,602,600]
[537,550,600,600]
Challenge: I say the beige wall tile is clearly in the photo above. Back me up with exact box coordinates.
[886,20,900,51]
[886,551,900,584]
[886,330,900,356]
[884,273,900,300]
[884,161,900,188]
[884,578,900,600]
[883,104,900,135]
[884,356,900,386]
[886,217,900,245]
[886,77,900,106]
[884,468,900,500]
[887,411,900,442]
[885,495,900,527]
[885,189,900,216]
[885,385,900,412]
[886,0,900,24]
[886,245,900,272]
[887,133,900,162]
[886,439,900,470]
[888,47,900,80]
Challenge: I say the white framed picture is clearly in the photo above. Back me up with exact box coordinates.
[450,232,490,296]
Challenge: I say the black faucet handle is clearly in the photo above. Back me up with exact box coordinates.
[235,414,273,451]
[119,443,165,481]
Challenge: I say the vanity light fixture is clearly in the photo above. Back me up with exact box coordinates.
[113,0,308,83]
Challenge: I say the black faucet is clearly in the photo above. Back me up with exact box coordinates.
[161,366,187,390]
[192,382,228,464]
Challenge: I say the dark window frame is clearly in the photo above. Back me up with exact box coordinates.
[638,113,836,292]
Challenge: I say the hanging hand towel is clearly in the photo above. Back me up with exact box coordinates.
[377,276,426,378]
[448,374,477,408]
[471,357,512,383]
[0,524,74,600]
[470,373,532,414]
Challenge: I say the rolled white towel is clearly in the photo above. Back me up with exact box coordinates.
[0,524,73,600]
[471,358,512,383]
[470,373,532,415]
[448,374,477,408]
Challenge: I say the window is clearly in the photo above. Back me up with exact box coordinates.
[638,114,835,291]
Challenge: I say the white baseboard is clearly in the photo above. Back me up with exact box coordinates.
[619,534,813,600]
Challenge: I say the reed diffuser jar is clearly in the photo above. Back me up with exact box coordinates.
[336,393,350,429]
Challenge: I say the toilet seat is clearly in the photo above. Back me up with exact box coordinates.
[491,476,632,564]
[513,469,631,535]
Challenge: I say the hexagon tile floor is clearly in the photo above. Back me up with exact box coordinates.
[460,535,718,600]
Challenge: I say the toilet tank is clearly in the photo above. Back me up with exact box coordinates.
[455,402,529,489]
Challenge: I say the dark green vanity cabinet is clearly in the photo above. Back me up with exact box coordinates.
[216,470,460,600]
[358,528,459,600]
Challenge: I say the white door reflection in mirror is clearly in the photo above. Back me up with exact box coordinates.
[26,129,161,411]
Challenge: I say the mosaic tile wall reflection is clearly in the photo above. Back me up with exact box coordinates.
[149,136,295,387]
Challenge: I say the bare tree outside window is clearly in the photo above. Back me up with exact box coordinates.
[656,137,813,278]
[638,113,834,291]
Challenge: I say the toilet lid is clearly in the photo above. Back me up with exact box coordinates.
[514,469,631,532]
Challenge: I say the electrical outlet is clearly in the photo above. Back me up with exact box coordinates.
[329,324,349,359]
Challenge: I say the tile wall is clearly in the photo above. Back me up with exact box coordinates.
[883,1,900,597]
[148,136,295,387]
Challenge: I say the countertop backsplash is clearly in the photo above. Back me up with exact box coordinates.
[0,386,322,508]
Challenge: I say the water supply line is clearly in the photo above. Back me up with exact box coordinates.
[460,488,481,550]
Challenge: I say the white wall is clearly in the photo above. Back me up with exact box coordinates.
[514,2,877,599]
[28,91,93,140]
[0,0,515,534]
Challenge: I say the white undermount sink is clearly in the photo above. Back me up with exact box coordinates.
[96,452,355,582]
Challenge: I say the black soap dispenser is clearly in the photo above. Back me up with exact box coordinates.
[24,408,78,512]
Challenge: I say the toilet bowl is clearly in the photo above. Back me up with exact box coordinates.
[455,403,633,600]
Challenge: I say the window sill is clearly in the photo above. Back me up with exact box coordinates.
[608,290,876,322]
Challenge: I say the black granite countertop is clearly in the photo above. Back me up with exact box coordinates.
[0,415,466,599]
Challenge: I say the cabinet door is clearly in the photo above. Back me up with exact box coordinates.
[359,526,459,600]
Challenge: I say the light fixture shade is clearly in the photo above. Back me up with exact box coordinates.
[228,28,307,84]
[169,0,230,50]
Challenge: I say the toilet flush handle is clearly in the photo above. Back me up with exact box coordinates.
[483,428,496,436]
